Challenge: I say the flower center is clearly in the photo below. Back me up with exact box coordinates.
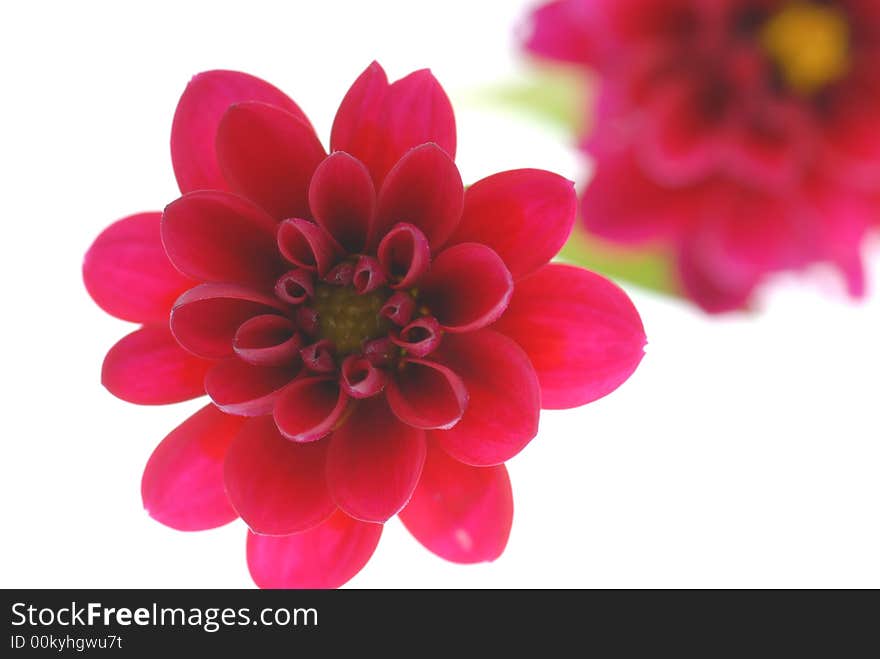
[760,1,850,95]
[312,283,392,355]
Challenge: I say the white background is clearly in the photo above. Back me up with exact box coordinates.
[1,0,878,588]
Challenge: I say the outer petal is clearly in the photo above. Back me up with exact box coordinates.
[170,283,287,359]
[309,152,376,253]
[141,405,246,531]
[216,102,327,220]
[419,243,513,333]
[205,359,299,416]
[84,212,193,324]
[171,70,312,194]
[429,330,540,466]
[386,359,468,430]
[373,144,464,249]
[330,62,456,185]
[247,510,382,589]
[162,191,284,289]
[447,169,576,279]
[493,264,646,409]
[327,397,426,523]
[224,415,335,536]
[329,62,389,182]
[101,325,211,405]
[399,443,513,564]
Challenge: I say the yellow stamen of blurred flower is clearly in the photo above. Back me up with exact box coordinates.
[760,1,850,95]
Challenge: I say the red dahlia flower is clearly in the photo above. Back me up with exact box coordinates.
[83,63,646,588]
[525,0,880,312]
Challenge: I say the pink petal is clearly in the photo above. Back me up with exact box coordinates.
[493,263,646,409]
[84,212,193,324]
[581,151,695,244]
[523,0,606,65]
[142,404,246,531]
[380,291,416,326]
[329,62,390,183]
[170,283,287,359]
[300,340,336,374]
[162,191,283,288]
[639,81,728,187]
[378,69,457,179]
[363,337,396,367]
[330,62,456,185]
[430,329,540,466]
[327,397,427,522]
[677,239,757,314]
[340,355,387,399]
[233,315,302,367]
[399,444,513,564]
[823,70,880,188]
[274,269,315,305]
[247,510,382,589]
[277,218,342,276]
[419,243,513,333]
[102,325,212,405]
[309,152,376,253]
[205,359,299,416]
[390,316,443,357]
[323,261,355,286]
[373,144,464,249]
[216,102,326,220]
[353,256,386,294]
[171,69,312,194]
[386,359,468,430]
[448,169,576,280]
[377,223,431,289]
[224,415,335,536]
[273,377,349,442]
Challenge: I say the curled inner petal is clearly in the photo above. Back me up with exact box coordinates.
[323,261,355,287]
[275,269,315,305]
[300,339,336,374]
[205,359,299,417]
[386,359,468,430]
[274,377,349,442]
[353,256,387,294]
[340,355,387,399]
[277,218,341,275]
[380,291,416,326]
[233,314,302,367]
[391,316,443,357]
[377,222,431,289]
[363,337,397,367]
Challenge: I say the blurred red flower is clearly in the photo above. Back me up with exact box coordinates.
[83,63,646,587]
[525,0,879,311]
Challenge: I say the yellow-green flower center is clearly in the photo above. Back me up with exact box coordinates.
[760,1,850,95]
[312,283,391,355]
